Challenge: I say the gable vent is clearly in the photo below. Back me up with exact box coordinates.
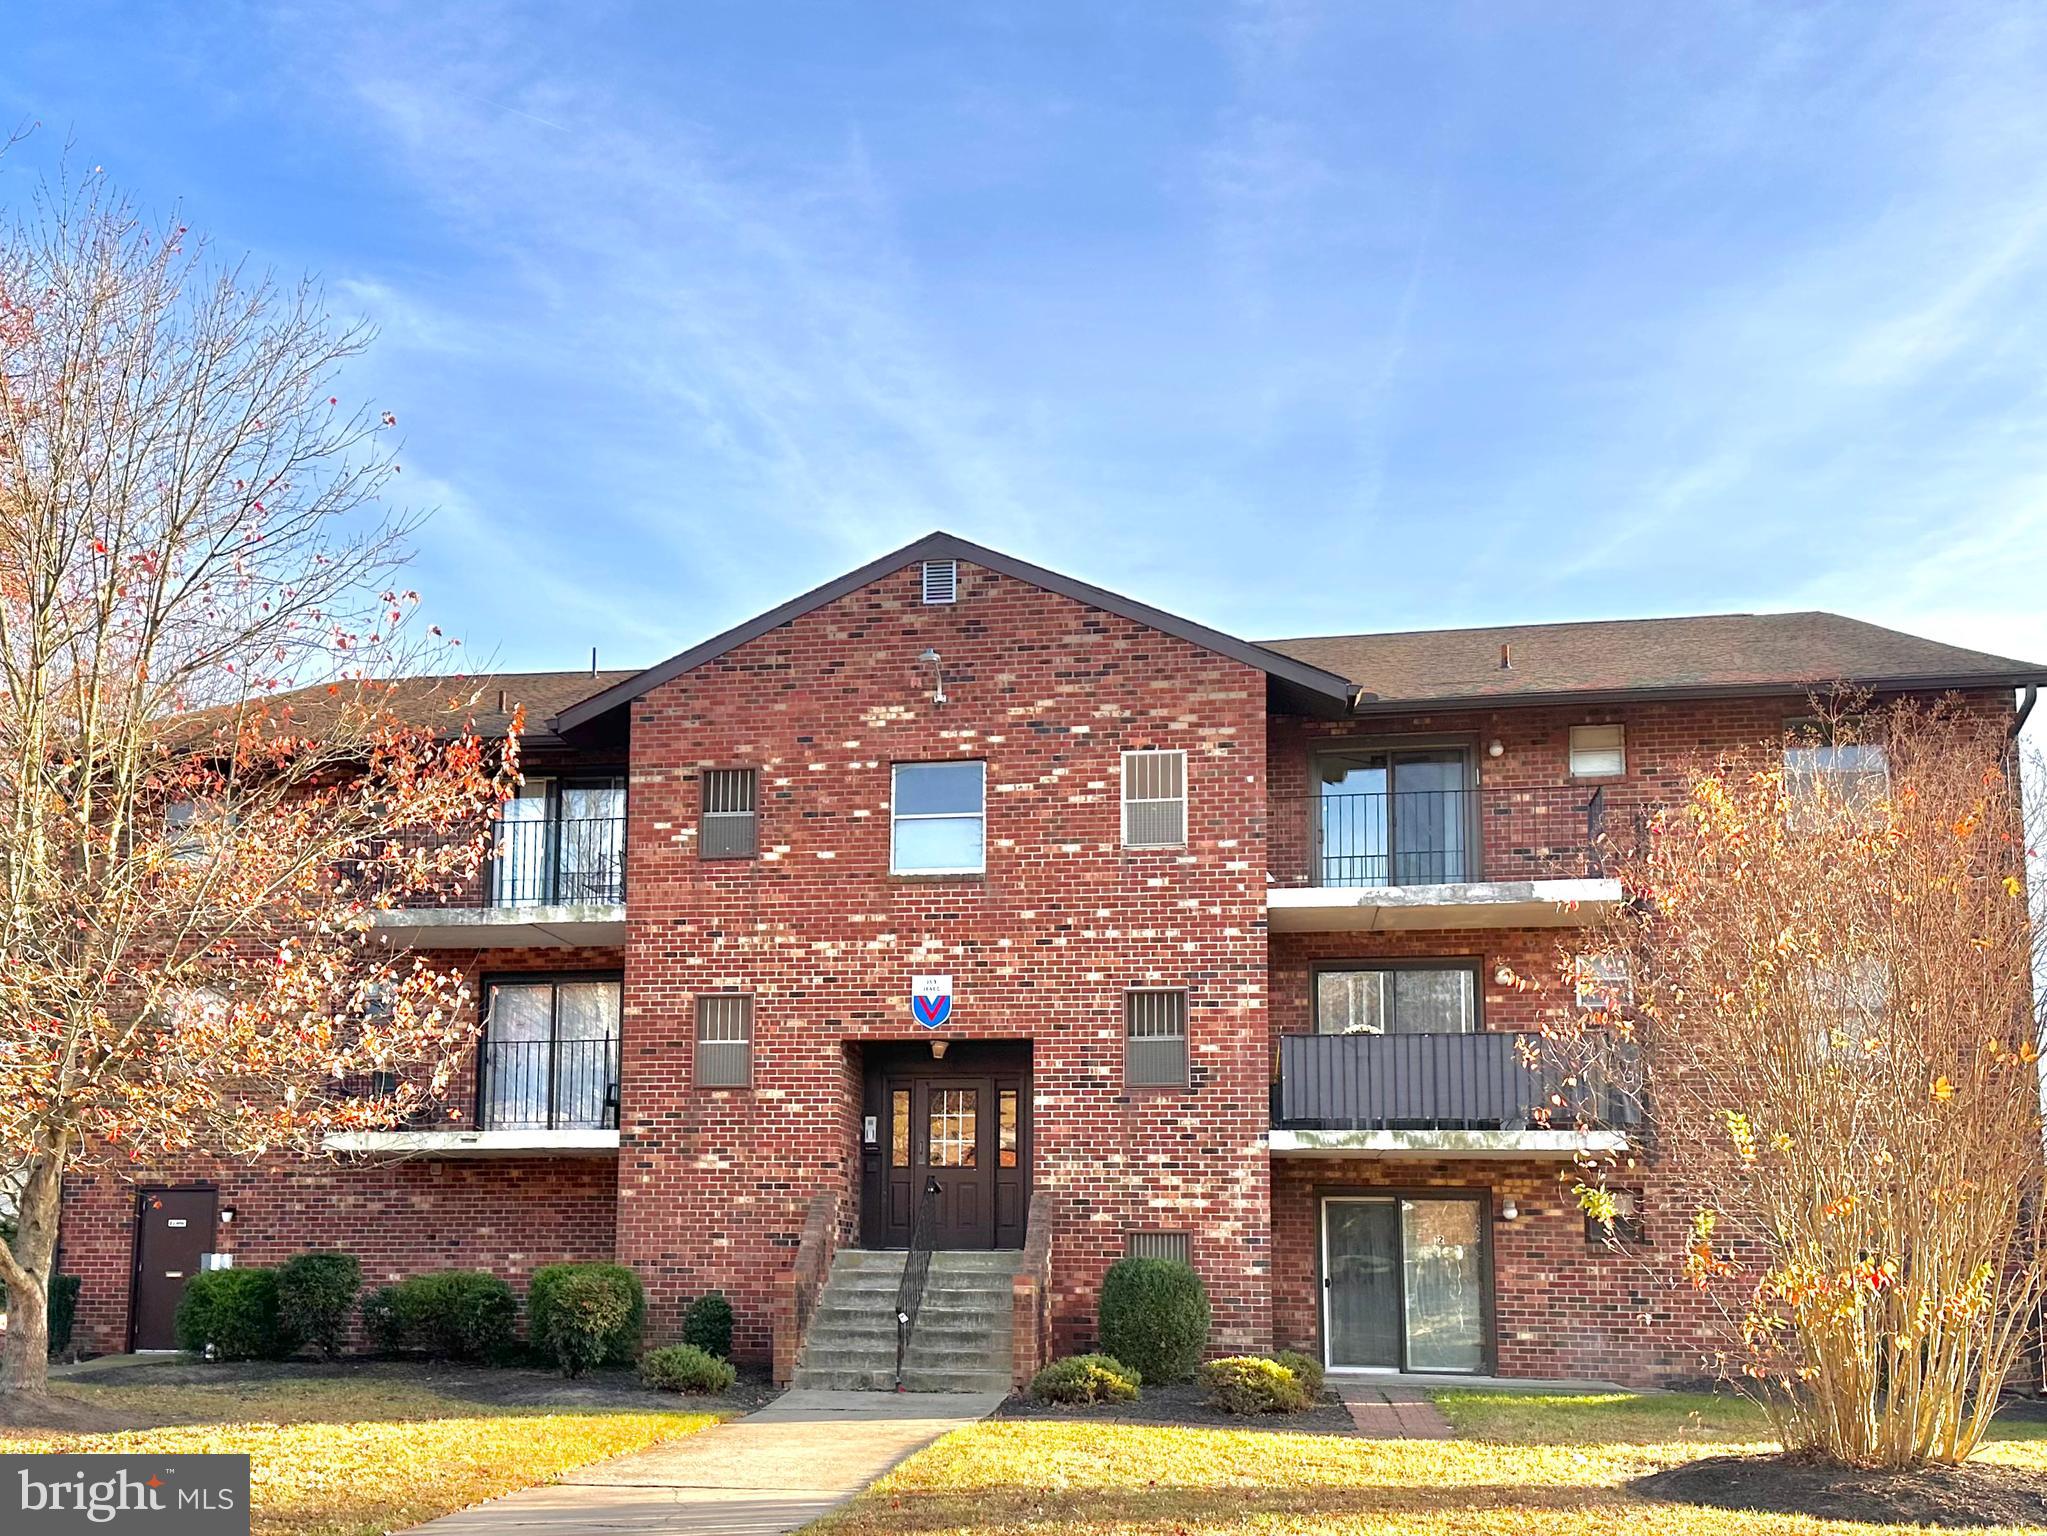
[921,559,958,605]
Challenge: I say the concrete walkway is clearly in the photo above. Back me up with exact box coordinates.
[1336,1381,1452,1439]
[406,1389,1004,1536]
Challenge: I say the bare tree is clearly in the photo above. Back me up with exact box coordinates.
[1555,699,2045,1467]
[0,169,517,1394]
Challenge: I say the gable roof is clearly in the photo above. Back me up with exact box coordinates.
[1260,612,2047,712]
[554,531,1362,730]
[241,670,639,748]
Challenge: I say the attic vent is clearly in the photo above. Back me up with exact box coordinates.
[921,559,958,605]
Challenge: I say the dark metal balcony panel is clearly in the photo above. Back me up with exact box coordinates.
[1274,1031,1642,1134]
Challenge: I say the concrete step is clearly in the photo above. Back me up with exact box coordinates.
[794,1246,1021,1394]
[807,1311,1010,1340]
[791,1364,1015,1395]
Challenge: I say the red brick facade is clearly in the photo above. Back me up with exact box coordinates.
[57,548,2026,1388]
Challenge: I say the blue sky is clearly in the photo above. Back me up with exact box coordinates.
[9,1,2047,677]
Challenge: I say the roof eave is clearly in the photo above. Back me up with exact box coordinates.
[552,531,1358,732]
[1342,672,2047,715]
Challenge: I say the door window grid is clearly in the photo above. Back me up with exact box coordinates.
[928,1089,978,1168]
[890,1088,911,1168]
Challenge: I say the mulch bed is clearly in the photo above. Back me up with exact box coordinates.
[1635,1453,2047,1530]
[998,1380,1359,1435]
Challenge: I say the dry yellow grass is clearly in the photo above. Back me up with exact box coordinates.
[809,1405,2047,1536]
[1,1378,722,1536]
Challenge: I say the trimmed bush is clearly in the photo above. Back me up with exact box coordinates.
[528,1263,645,1371]
[1028,1353,1141,1405]
[174,1268,284,1361]
[361,1285,405,1353]
[1096,1257,1209,1384]
[1199,1355,1310,1415]
[681,1291,735,1359]
[46,1275,82,1360]
[1272,1348,1325,1397]
[365,1271,518,1361]
[277,1252,362,1360]
[531,1267,642,1377]
[640,1343,736,1394]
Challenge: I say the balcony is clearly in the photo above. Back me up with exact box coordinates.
[370,811,627,950]
[1269,1030,1639,1158]
[325,1038,622,1158]
[1266,785,1621,932]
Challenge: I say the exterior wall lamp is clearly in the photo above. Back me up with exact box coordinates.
[919,648,948,705]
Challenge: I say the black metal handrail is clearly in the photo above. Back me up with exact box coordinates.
[1271,785,1605,888]
[490,813,626,907]
[1272,1030,1641,1131]
[478,1037,620,1130]
[894,1175,942,1390]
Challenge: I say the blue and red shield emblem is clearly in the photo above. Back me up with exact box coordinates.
[911,974,953,1029]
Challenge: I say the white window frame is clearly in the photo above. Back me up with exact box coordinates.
[1573,953,1632,1013]
[1568,724,1626,779]
[889,760,987,875]
[1121,749,1188,849]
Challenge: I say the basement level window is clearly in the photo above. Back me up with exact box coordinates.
[922,559,958,604]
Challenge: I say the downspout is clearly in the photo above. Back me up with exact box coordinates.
[2011,684,2038,741]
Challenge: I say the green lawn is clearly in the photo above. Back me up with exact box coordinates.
[2,1375,724,1536]
[808,1391,2047,1536]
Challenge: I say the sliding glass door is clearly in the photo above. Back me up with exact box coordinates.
[1322,1195,1488,1372]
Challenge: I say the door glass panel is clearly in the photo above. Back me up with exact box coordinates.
[1392,753,1467,884]
[1317,967,1475,1034]
[557,780,626,903]
[553,982,621,1129]
[929,1089,978,1168]
[1401,1200,1485,1372]
[998,1089,1018,1168]
[1316,753,1388,887]
[493,781,552,905]
[1324,1200,1401,1368]
[483,983,553,1128]
[891,1089,911,1168]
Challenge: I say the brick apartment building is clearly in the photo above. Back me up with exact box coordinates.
[60,532,2047,1387]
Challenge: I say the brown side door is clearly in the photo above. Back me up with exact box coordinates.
[131,1188,216,1350]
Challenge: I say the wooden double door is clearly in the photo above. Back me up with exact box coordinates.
[861,1042,1030,1249]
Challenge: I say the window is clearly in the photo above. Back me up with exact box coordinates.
[891,761,985,874]
[164,800,204,863]
[1122,749,1187,848]
[1316,962,1477,1035]
[1314,747,1471,886]
[1573,953,1632,1014]
[492,776,627,905]
[1125,988,1189,1087]
[1569,724,1625,779]
[1585,1188,1647,1246]
[922,559,958,604]
[480,977,621,1130]
[1127,1231,1192,1263]
[700,769,758,859]
[695,994,754,1088]
[1784,720,1889,821]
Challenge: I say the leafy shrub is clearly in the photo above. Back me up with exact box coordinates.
[46,1275,82,1360]
[174,1268,284,1361]
[640,1343,736,1394]
[276,1252,362,1359]
[360,1285,405,1353]
[528,1263,645,1371]
[1097,1257,1209,1384]
[365,1271,518,1361]
[1028,1353,1141,1405]
[1272,1348,1325,1397]
[1199,1355,1310,1415]
[530,1267,642,1377]
[681,1291,735,1359]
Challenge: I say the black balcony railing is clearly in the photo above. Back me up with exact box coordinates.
[478,1037,621,1131]
[1271,785,1606,889]
[490,813,626,907]
[1272,1030,1641,1132]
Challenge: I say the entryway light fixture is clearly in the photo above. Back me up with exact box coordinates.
[1488,739,1505,758]
[919,648,948,705]
[1500,1198,1519,1221]
[930,1039,949,1060]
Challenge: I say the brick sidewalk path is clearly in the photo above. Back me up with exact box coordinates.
[1337,1381,1453,1439]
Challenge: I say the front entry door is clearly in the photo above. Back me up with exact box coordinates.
[868,1047,1029,1249]
[1322,1196,1488,1372]
[132,1188,217,1350]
